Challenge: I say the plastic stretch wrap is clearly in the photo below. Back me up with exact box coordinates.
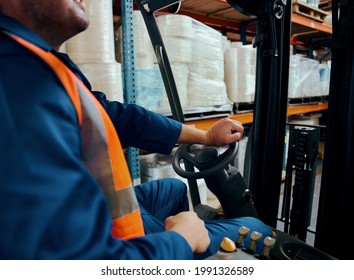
[66,0,115,64]
[158,63,189,112]
[79,62,124,102]
[193,19,223,44]
[115,13,230,110]
[319,62,330,96]
[187,73,228,107]
[192,21,223,63]
[224,44,256,103]
[154,36,192,64]
[307,0,319,8]
[191,21,224,81]
[115,11,155,68]
[300,56,320,97]
[187,18,227,107]
[190,59,224,81]
[288,55,329,98]
[288,54,301,98]
[156,14,194,39]
[136,63,189,112]
[135,66,164,111]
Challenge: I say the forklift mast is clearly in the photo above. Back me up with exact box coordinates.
[315,0,354,260]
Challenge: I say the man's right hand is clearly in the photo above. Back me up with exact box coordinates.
[165,211,210,254]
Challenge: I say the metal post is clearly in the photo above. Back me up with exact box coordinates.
[121,0,141,184]
[248,0,292,227]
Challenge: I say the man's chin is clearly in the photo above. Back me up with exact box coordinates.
[74,16,90,34]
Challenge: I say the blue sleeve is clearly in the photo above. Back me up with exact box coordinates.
[93,91,182,154]
[57,52,182,155]
[0,37,192,260]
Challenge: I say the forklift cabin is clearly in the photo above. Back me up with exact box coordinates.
[133,0,354,260]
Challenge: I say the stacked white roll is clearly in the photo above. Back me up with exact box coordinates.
[65,0,123,102]
[158,63,189,113]
[155,14,194,111]
[66,0,115,64]
[79,62,123,102]
[187,20,228,107]
[58,42,67,54]
[156,15,193,64]
[224,43,256,103]
[157,14,194,39]
[115,13,230,111]
[222,35,231,52]
[191,28,224,82]
[159,37,193,64]
[188,73,228,106]
[131,11,155,68]
[115,11,156,68]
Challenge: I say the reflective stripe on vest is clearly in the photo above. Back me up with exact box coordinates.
[8,33,145,240]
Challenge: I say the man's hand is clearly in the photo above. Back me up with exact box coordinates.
[206,118,244,146]
[178,117,244,147]
[165,211,210,254]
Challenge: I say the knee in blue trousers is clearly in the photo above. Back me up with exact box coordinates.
[134,178,272,259]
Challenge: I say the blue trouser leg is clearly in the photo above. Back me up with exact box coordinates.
[134,178,189,234]
[134,178,272,259]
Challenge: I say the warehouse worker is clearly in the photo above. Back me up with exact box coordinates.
[0,0,272,259]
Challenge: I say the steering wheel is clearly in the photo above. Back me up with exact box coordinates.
[172,142,239,179]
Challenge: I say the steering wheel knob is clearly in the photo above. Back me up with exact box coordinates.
[243,189,254,202]
[195,147,218,164]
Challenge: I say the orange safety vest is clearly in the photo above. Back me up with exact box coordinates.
[7,33,145,240]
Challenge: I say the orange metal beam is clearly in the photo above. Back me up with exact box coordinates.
[186,103,328,129]
[291,13,332,34]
